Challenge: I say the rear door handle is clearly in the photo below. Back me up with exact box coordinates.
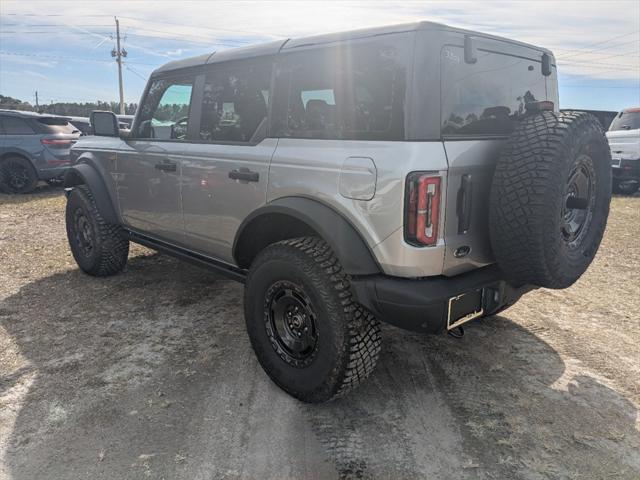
[229,168,259,182]
[155,160,177,172]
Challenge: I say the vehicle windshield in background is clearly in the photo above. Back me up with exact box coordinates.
[441,47,549,136]
[37,117,80,134]
[608,110,640,131]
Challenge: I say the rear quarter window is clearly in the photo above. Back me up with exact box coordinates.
[441,46,550,137]
[271,34,411,141]
[609,111,640,131]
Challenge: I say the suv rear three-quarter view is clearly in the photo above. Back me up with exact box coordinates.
[0,110,80,194]
[63,22,612,403]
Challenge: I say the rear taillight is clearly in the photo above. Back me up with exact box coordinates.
[405,173,441,246]
[41,138,75,148]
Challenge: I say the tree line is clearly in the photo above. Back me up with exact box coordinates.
[0,95,137,117]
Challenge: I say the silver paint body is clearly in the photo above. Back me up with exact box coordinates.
[72,21,558,279]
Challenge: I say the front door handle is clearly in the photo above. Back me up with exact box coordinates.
[229,168,259,182]
[155,161,177,172]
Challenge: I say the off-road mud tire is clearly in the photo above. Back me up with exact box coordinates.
[245,237,382,403]
[66,185,129,276]
[489,111,611,289]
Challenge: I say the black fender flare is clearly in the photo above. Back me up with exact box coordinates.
[233,197,380,275]
[63,162,119,224]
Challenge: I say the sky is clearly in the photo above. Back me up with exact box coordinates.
[0,0,638,111]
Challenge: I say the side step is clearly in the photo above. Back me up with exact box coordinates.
[127,230,247,283]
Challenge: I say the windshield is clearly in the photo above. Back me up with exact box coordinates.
[609,110,640,131]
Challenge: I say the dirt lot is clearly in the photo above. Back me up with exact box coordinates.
[0,186,638,480]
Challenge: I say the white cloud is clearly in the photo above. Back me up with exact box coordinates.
[0,0,638,104]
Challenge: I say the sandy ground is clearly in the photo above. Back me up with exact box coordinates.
[0,185,638,480]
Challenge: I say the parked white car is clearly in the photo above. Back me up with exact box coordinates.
[607,108,640,195]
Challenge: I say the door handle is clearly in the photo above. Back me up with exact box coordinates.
[229,168,259,182]
[155,161,177,172]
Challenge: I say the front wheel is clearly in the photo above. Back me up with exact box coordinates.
[244,237,381,403]
[66,185,129,276]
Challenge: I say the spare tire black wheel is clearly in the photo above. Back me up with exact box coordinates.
[489,111,611,289]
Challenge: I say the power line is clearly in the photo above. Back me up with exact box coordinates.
[124,63,150,81]
[118,15,285,38]
[0,50,159,66]
[557,34,640,59]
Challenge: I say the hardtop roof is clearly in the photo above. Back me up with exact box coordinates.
[152,20,553,76]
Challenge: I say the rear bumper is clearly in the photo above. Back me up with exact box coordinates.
[351,265,534,334]
[37,165,70,181]
[612,158,640,182]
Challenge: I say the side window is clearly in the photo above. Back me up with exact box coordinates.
[136,78,194,140]
[271,36,409,141]
[1,117,35,135]
[199,59,272,143]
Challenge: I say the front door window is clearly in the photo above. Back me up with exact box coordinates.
[136,80,194,140]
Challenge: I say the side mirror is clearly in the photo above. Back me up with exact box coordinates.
[90,110,119,137]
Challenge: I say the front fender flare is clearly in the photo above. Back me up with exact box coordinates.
[63,163,119,224]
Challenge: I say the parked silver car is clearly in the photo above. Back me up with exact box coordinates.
[0,110,80,193]
[64,22,611,402]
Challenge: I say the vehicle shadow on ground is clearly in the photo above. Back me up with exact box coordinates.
[1,254,638,479]
[0,184,63,205]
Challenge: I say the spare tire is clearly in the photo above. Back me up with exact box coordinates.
[489,111,611,289]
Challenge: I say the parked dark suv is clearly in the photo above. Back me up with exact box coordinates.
[0,110,80,193]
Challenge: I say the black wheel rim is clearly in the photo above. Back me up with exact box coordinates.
[73,208,95,257]
[4,161,31,191]
[561,154,596,248]
[264,280,319,368]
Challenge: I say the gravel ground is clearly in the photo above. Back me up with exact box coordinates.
[0,185,638,480]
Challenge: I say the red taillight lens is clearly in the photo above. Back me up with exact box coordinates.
[405,173,441,246]
[41,138,75,148]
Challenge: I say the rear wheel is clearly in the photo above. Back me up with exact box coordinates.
[244,237,381,403]
[0,156,38,194]
[66,185,129,276]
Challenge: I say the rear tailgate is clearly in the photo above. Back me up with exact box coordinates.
[440,37,558,276]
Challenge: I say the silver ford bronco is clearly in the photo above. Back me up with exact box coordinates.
[64,22,611,402]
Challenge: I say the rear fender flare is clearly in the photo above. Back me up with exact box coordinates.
[233,197,380,275]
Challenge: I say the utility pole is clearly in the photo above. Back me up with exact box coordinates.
[112,16,126,115]
[35,91,39,112]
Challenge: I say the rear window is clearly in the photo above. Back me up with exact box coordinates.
[271,35,410,141]
[609,110,640,131]
[37,117,79,134]
[441,47,549,136]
